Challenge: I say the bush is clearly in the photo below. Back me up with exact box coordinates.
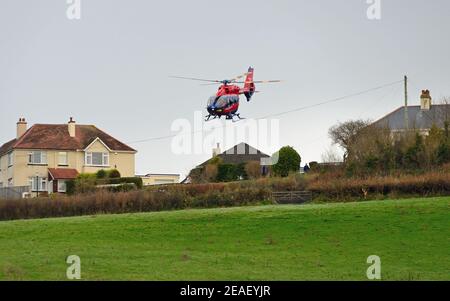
[245,161,262,179]
[217,164,240,182]
[0,180,273,221]
[108,169,121,178]
[272,146,301,177]
[108,177,143,189]
[75,173,97,194]
[96,169,107,179]
[307,171,450,202]
[108,183,137,193]
[66,180,76,195]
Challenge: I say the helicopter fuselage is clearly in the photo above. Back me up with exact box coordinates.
[206,84,242,117]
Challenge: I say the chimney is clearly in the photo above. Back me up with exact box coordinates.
[68,117,76,137]
[16,118,27,138]
[212,143,221,157]
[420,90,432,111]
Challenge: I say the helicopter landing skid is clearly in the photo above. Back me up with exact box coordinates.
[205,114,215,121]
[227,113,245,123]
[205,114,244,122]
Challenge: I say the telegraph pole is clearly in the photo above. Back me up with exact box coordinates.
[404,75,409,131]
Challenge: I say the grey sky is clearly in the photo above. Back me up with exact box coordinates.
[1,0,450,177]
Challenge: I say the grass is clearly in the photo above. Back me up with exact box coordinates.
[0,196,448,280]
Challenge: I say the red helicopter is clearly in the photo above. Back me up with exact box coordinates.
[171,67,281,121]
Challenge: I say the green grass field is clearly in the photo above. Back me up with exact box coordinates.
[0,197,448,280]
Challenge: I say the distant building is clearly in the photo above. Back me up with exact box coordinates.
[137,173,180,186]
[373,90,450,135]
[198,142,271,167]
[183,142,271,183]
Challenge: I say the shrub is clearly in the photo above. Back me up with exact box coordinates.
[108,177,143,189]
[307,171,450,202]
[213,163,247,182]
[96,169,107,179]
[204,164,218,182]
[66,180,76,195]
[108,183,136,193]
[75,173,97,194]
[245,161,262,179]
[108,169,121,178]
[0,180,273,221]
[272,146,301,177]
[437,141,450,164]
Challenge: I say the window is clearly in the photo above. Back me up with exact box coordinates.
[57,180,67,193]
[7,152,13,167]
[85,152,109,166]
[29,177,47,192]
[58,152,68,166]
[28,151,47,165]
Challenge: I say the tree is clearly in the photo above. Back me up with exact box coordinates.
[272,146,301,177]
[328,119,371,159]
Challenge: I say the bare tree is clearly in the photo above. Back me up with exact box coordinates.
[321,146,343,163]
[328,119,371,159]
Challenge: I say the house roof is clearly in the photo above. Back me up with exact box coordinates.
[48,168,79,180]
[373,104,450,131]
[198,142,270,167]
[0,124,136,156]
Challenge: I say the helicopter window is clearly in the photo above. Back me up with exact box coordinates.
[207,96,216,106]
[215,97,229,108]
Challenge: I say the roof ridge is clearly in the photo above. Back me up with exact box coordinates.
[13,124,36,148]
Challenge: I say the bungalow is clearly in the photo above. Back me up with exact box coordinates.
[183,142,271,183]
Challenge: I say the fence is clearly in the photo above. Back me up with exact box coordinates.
[272,191,312,204]
[0,186,30,200]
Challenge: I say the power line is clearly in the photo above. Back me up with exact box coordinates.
[256,79,403,119]
[127,79,404,145]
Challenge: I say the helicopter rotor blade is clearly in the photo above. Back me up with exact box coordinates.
[230,72,249,82]
[200,83,223,86]
[232,80,283,84]
[249,80,282,84]
[169,76,222,83]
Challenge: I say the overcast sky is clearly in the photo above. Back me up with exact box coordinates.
[1,0,450,177]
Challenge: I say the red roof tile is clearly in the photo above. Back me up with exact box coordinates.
[0,124,136,155]
[48,168,79,180]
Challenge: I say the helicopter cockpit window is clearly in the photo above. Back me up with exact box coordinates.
[207,96,216,106]
[215,96,228,108]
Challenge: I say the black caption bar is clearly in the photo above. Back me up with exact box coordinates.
[1,281,448,300]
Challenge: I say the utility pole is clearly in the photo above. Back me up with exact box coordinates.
[404,75,409,131]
